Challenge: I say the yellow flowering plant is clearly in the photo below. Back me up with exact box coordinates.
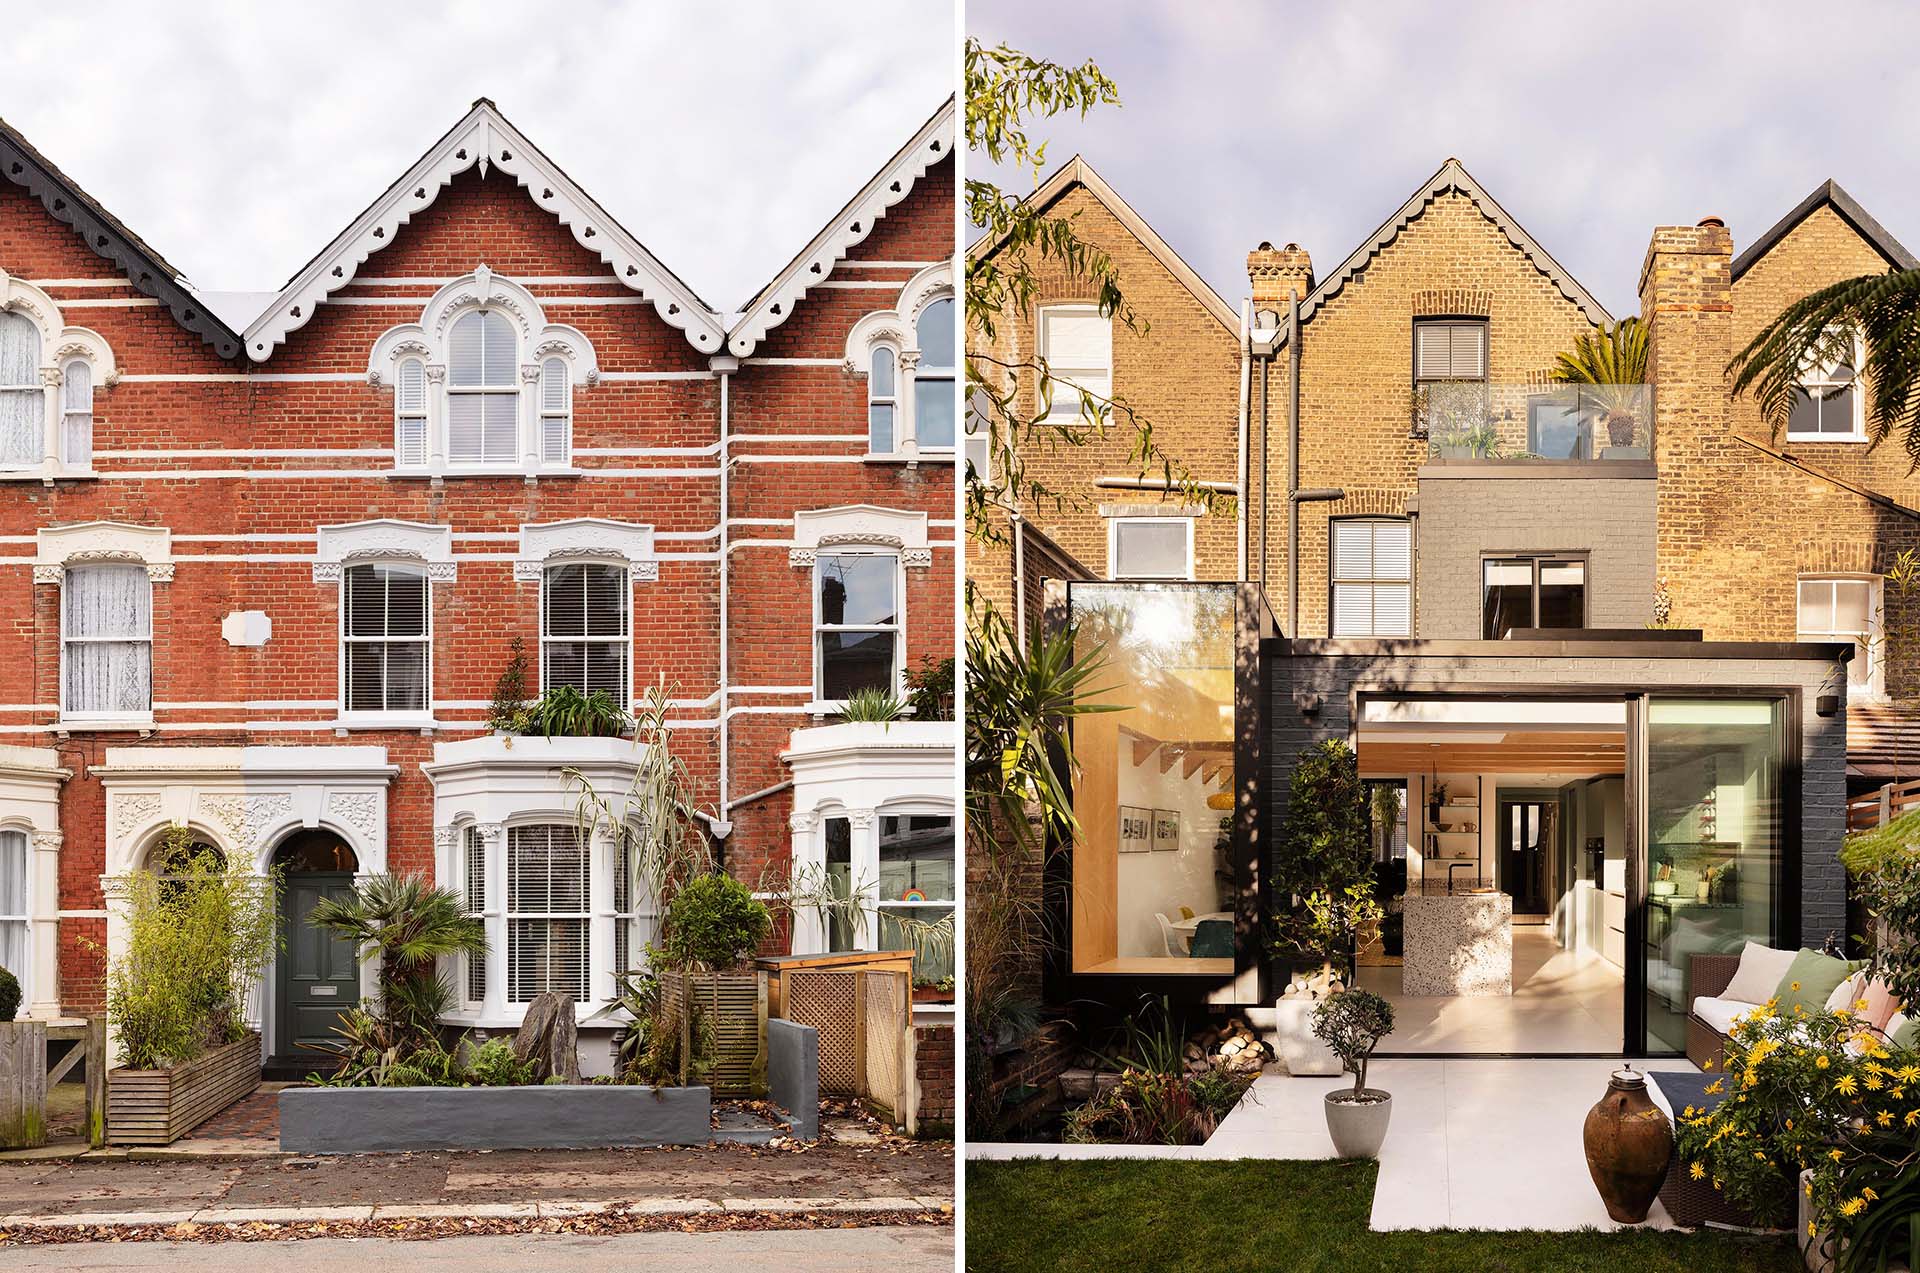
[1674,998,1920,1263]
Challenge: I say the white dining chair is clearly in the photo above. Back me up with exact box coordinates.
[1154,912,1183,958]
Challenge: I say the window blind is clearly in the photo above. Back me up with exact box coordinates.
[343,564,428,713]
[507,824,589,1003]
[1415,321,1486,380]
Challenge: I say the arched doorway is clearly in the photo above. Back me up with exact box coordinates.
[270,829,360,1071]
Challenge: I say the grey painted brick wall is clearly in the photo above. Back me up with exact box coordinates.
[1269,646,1848,956]
[1413,473,1658,637]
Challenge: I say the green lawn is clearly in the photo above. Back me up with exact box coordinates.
[965,1160,1800,1273]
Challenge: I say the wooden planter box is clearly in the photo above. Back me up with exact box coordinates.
[108,1032,260,1146]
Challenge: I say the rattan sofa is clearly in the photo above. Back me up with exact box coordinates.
[1683,952,1742,1071]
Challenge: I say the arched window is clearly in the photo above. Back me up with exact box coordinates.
[868,346,897,453]
[913,297,955,450]
[60,360,92,468]
[539,357,570,465]
[0,312,41,469]
[395,358,427,468]
[447,311,520,465]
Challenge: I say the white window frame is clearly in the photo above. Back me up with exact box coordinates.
[812,549,905,704]
[867,343,900,454]
[1798,573,1884,697]
[538,356,571,465]
[874,808,956,986]
[503,821,593,1007]
[1787,328,1867,442]
[539,559,633,704]
[369,268,595,477]
[58,562,154,728]
[1037,302,1114,425]
[1107,516,1194,581]
[394,356,428,468]
[1330,518,1414,638]
[843,264,954,461]
[460,824,488,1011]
[445,309,523,469]
[338,560,433,726]
[0,276,115,482]
[0,828,31,999]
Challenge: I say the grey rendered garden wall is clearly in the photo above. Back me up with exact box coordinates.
[767,1018,819,1140]
[279,1084,711,1153]
[1270,641,1849,943]
[1412,471,1658,638]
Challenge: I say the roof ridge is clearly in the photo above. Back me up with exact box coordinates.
[1731,178,1919,280]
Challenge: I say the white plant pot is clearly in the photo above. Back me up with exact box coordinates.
[1271,997,1340,1076]
[1324,1089,1392,1159]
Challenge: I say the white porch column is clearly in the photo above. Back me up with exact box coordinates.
[589,823,615,1005]
[849,808,880,951]
[28,831,60,1018]
[788,810,824,954]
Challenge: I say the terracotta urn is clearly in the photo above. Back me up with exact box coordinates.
[1582,1067,1673,1224]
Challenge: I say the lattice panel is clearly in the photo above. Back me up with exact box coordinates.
[660,971,767,1097]
[863,969,909,1124]
[786,970,861,1094]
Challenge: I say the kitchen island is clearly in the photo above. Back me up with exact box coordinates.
[1403,890,1514,996]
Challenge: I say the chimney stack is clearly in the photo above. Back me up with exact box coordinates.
[1248,241,1314,311]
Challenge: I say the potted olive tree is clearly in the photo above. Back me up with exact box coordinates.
[1312,987,1396,1158]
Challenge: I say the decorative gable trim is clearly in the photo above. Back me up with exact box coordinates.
[514,518,657,582]
[728,98,954,357]
[0,116,242,360]
[967,154,1240,334]
[1292,158,1613,334]
[1732,179,1920,281]
[35,522,172,583]
[314,520,456,583]
[789,505,930,567]
[245,99,725,361]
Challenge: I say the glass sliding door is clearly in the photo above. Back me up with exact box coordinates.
[1639,697,1787,1054]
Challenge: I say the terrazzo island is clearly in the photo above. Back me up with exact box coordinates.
[1403,891,1514,996]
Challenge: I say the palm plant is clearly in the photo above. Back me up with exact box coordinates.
[1728,268,1920,465]
[309,873,485,1046]
[1552,316,1649,448]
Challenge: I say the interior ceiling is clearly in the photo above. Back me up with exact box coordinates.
[1359,729,1626,777]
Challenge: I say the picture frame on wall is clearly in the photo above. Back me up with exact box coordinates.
[1152,809,1179,850]
[1119,805,1152,853]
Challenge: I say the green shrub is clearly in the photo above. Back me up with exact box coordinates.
[0,967,19,1023]
[661,873,772,970]
[464,1037,535,1087]
[904,655,955,721]
[519,684,633,738]
[106,829,279,1069]
[1274,741,1374,966]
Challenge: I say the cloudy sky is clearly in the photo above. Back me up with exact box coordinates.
[0,1,953,311]
[971,1,1920,319]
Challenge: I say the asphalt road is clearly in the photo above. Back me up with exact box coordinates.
[0,1225,952,1270]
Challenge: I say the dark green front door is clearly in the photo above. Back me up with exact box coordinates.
[278,872,360,1061]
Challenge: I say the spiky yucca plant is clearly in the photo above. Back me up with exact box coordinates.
[1552,316,1649,448]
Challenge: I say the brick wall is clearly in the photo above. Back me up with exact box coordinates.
[912,1020,954,1137]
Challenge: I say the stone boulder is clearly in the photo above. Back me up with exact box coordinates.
[512,991,581,1083]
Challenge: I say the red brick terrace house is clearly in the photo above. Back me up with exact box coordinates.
[0,98,956,1128]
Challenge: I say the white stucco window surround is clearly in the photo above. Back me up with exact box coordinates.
[93,745,398,1060]
[314,520,455,729]
[423,734,659,1038]
[368,266,598,476]
[782,720,957,960]
[791,506,931,712]
[513,518,659,584]
[0,270,116,482]
[36,522,173,732]
[0,745,71,1020]
[844,264,956,461]
[789,505,933,570]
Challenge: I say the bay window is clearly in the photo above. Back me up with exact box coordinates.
[0,830,26,992]
[877,814,954,984]
[506,823,590,1004]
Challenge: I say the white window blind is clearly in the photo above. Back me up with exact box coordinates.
[542,562,629,702]
[868,347,896,453]
[463,825,487,1004]
[914,297,955,449]
[1414,321,1486,381]
[507,824,589,1003]
[61,360,91,468]
[342,564,428,714]
[1110,519,1192,580]
[0,830,27,991]
[539,357,569,464]
[1330,520,1413,637]
[62,564,152,716]
[395,358,427,467]
[1798,576,1878,689]
[0,311,41,467]
[447,311,519,464]
[1039,305,1112,419]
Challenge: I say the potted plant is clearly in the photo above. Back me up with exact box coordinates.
[1552,317,1649,457]
[1312,987,1395,1158]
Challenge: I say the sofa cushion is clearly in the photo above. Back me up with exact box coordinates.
[1889,1012,1918,1051]
[1774,949,1856,1016]
[1721,941,1798,1004]
[1861,978,1902,1031]
[1690,996,1753,1037]
[1825,970,1867,1014]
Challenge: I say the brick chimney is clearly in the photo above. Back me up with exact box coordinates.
[1639,216,1734,633]
[1248,241,1314,311]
